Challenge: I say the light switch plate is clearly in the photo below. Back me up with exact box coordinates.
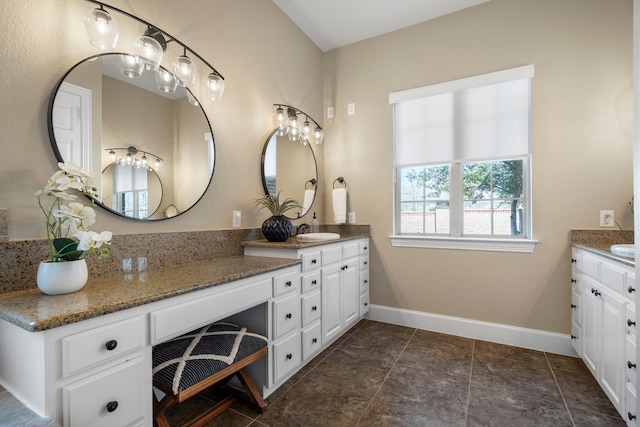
[327,106,334,119]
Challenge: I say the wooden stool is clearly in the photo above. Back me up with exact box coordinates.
[152,322,268,427]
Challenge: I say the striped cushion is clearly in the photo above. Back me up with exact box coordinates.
[152,322,268,394]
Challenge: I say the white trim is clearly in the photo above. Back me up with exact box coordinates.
[389,64,535,104]
[58,82,93,173]
[389,235,537,253]
[365,304,577,357]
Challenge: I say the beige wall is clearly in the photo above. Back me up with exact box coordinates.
[0,0,324,237]
[323,0,634,333]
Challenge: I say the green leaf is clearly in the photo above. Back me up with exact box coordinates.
[53,238,82,261]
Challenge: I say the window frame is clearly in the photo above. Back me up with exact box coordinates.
[389,66,537,253]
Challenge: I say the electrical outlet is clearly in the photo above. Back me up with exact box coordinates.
[600,210,614,227]
[327,106,334,119]
[233,211,241,228]
[347,103,355,115]
[348,212,356,224]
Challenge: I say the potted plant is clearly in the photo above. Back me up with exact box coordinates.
[35,162,112,295]
[253,192,301,242]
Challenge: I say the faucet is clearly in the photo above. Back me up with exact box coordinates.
[295,223,310,235]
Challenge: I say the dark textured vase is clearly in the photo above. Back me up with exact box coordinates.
[262,215,292,242]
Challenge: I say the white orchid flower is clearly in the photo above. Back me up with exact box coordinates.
[75,230,113,251]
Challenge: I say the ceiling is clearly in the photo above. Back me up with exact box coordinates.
[272,0,490,52]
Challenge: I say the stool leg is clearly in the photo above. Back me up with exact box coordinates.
[236,368,267,413]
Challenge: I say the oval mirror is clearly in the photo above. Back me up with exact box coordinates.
[261,129,317,219]
[47,53,215,221]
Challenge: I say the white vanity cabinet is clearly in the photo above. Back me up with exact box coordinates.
[571,247,637,424]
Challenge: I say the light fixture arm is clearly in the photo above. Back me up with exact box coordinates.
[273,104,322,131]
[85,0,224,80]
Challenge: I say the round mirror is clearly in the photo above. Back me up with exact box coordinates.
[261,129,317,219]
[47,53,215,221]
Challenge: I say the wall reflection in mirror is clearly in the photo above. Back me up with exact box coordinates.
[48,53,215,220]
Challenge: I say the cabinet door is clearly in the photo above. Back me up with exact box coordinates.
[599,287,626,412]
[582,276,599,376]
[341,259,359,327]
[322,266,342,344]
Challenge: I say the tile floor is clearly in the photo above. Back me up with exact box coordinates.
[164,319,628,426]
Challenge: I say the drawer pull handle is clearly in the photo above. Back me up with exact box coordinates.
[311,259,317,264]
[312,280,317,285]
[629,412,637,421]
[364,302,369,306]
[106,401,118,413]
[571,279,577,283]
[628,361,637,369]
[312,306,317,311]
[105,340,118,351]
[312,338,318,344]
[628,319,636,327]
[286,353,292,360]
[571,304,576,309]
[364,280,368,284]
[285,281,292,287]
[591,288,601,297]
[571,258,577,263]
[364,246,368,250]
[570,335,577,340]
[364,261,368,265]
[629,286,636,294]
[286,313,292,320]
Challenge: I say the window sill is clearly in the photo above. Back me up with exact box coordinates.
[389,235,537,253]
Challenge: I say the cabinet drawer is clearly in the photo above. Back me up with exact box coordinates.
[301,252,321,271]
[150,278,271,344]
[322,246,343,265]
[581,254,600,279]
[571,286,581,326]
[626,335,637,388]
[570,320,580,356]
[273,293,300,340]
[273,270,299,297]
[62,316,145,378]
[359,256,369,271]
[359,270,369,294]
[343,243,359,259]
[360,293,370,317]
[571,249,582,271]
[63,357,146,427]
[627,305,637,340]
[301,270,321,294]
[273,332,301,383]
[301,291,321,327]
[627,383,638,427]
[301,321,322,361]
[600,262,626,295]
[359,240,369,256]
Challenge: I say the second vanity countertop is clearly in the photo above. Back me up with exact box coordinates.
[572,242,635,268]
[0,255,300,333]
[242,233,368,250]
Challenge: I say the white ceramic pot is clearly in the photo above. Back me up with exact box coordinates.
[36,259,88,295]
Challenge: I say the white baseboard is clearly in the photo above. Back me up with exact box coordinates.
[365,304,578,357]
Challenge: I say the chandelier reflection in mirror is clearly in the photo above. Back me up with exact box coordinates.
[82,0,225,101]
[273,104,324,145]
[105,146,164,170]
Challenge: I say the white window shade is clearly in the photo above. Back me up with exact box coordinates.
[113,164,148,193]
[391,65,534,167]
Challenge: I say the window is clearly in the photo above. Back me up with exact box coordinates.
[390,65,536,252]
[112,164,149,219]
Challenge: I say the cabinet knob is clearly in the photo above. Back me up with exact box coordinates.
[571,258,577,263]
[571,279,577,283]
[312,338,318,344]
[311,259,317,264]
[628,286,636,294]
[312,306,317,311]
[285,281,292,287]
[364,261,368,265]
[106,401,118,413]
[312,280,317,285]
[364,302,369,306]
[285,313,292,319]
[628,319,636,327]
[364,246,368,250]
[571,334,578,340]
[105,340,118,351]
[629,412,637,421]
[591,288,601,297]
[286,353,292,360]
[628,361,637,369]
[571,304,577,309]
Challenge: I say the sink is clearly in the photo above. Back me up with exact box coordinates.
[296,233,341,242]
[610,244,635,258]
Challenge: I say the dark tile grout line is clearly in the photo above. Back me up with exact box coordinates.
[464,339,476,426]
[544,352,577,427]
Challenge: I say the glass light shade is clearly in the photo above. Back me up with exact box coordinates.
[302,118,312,137]
[108,150,117,163]
[83,8,119,50]
[141,154,148,168]
[117,54,144,78]
[134,35,163,71]
[173,55,197,87]
[276,127,287,137]
[274,106,285,128]
[187,91,199,106]
[155,68,178,93]
[154,158,163,170]
[287,114,299,135]
[205,73,225,101]
[125,153,133,165]
[313,127,324,144]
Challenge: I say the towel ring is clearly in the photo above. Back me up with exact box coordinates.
[333,177,346,189]
[305,179,317,190]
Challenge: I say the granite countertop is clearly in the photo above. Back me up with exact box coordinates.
[571,242,635,267]
[570,229,634,267]
[0,255,300,332]
[242,233,368,249]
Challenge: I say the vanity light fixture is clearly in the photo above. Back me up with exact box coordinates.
[82,1,225,100]
[105,146,163,170]
[83,4,120,50]
[273,104,324,144]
